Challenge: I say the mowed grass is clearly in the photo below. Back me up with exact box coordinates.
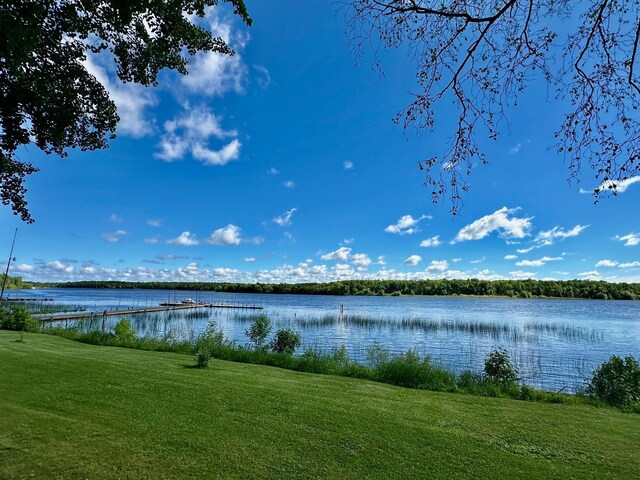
[0,331,638,479]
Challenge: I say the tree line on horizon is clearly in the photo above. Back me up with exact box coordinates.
[40,278,640,300]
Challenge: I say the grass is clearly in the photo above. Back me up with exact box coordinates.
[1,331,639,479]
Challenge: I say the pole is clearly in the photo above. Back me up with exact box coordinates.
[0,228,18,301]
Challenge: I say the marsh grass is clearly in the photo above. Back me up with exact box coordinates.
[16,300,86,314]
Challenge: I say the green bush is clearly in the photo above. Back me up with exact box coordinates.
[587,355,640,409]
[113,318,135,341]
[195,350,210,368]
[484,348,519,382]
[270,328,301,354]
[245,315,272,350]
[194,321,234,355]
[0,305,38,332]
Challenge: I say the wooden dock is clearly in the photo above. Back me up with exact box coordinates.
[35,302,263,322]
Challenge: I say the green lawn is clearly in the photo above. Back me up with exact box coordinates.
[1,331,638,479]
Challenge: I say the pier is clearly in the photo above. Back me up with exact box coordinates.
[35,302,263,322]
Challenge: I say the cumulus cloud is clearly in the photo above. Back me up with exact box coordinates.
[344,160,354,170]
[596,259,618,267]
[470,257,485,264]
[244,257,256,262]
[283,180,295,188]
[181,15,247,96]
[102,230,127,243]
[616,233,640,246]
[420,236,441,248]
[515,256,562,267]
[580,176,640,194]
[351,253,372,269]
[377,256,387,265]
[578,270,601,280]
[206,225,242,246]
[320,247,351,261]
[167,232,199,246]
[12,264,34,272]
[273,208,297,227]
[404,255,422,266]
[268,167,279,175]
[619,261,640,268]
[46,260,74,273]
[426,260,448,272]
[155,107,241,166]
[504,255,518,260]
[83,55,156,137]
[385,215,430,235]
[452,207,532,243]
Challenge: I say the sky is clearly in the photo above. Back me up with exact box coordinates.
[2,2,639,284]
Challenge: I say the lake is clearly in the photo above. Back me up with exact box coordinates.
[10,287,639,392]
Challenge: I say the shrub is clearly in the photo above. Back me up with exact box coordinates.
[484,348,519,382]
[245,315,272,350]
[0,305,38,332]
[366,342,389,369]
[587,355,640,409]
[113,318,135,341]
[195,350,210,368]
[194,321,234,356]
[270,328,301,354]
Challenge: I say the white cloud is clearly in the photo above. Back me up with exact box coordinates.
[144,237,160,244]
[342,238,354,245]
[516,246,536,254]
[509,271,536,280]
[504,255,518,260]
[509,143,522,155]
[377,256,387,265]
[470,257,485,264]
[580,175,640,194]
[420,236,441,248]
[244,257,256,262]
[351,253,372,269]
[596,259,618,268]
[182,16,247,96]
[192,139,242,166]
[110,213,123,223]
[283,180,295,188]
[155,107,241,165]
[535,225,588,246]
[616,233,640,246]
[12,264,34,272]
[268,167,279,175]
[46,261,74,273]
[451,258,462,263]
[426,260,448,272]
[83,55,156,137]
[385,215,430,235]
[578,270,601,280]
[344,160,354,170]
[253,64,271,89]
[515,256,562,267]
[167,232,199,246]
[102,230,127,243]
[619,261,640,268]
[320,247,352,261]
[206,225,242,246]
[452,207,532,243]
[404,255,422,266]
[147,219,162,227]
[273,208,297,227]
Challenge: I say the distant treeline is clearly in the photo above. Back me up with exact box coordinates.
[55,279,640,300]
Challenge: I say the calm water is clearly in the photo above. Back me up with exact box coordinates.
[13,288,639,391]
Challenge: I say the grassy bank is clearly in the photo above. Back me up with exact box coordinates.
[1,331,638,479]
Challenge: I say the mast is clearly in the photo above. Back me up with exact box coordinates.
[0,228,18,301]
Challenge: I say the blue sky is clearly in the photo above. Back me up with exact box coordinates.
[2,2,639,284]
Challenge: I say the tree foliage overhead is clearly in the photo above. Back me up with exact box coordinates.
[347,0,640,212]
[0,0,251,222]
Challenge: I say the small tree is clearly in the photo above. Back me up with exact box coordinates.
[113,318,135,341]
[484,348,518,382]
[587,355,640,409]
[270,328,301,355]
[245,315,272,350]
